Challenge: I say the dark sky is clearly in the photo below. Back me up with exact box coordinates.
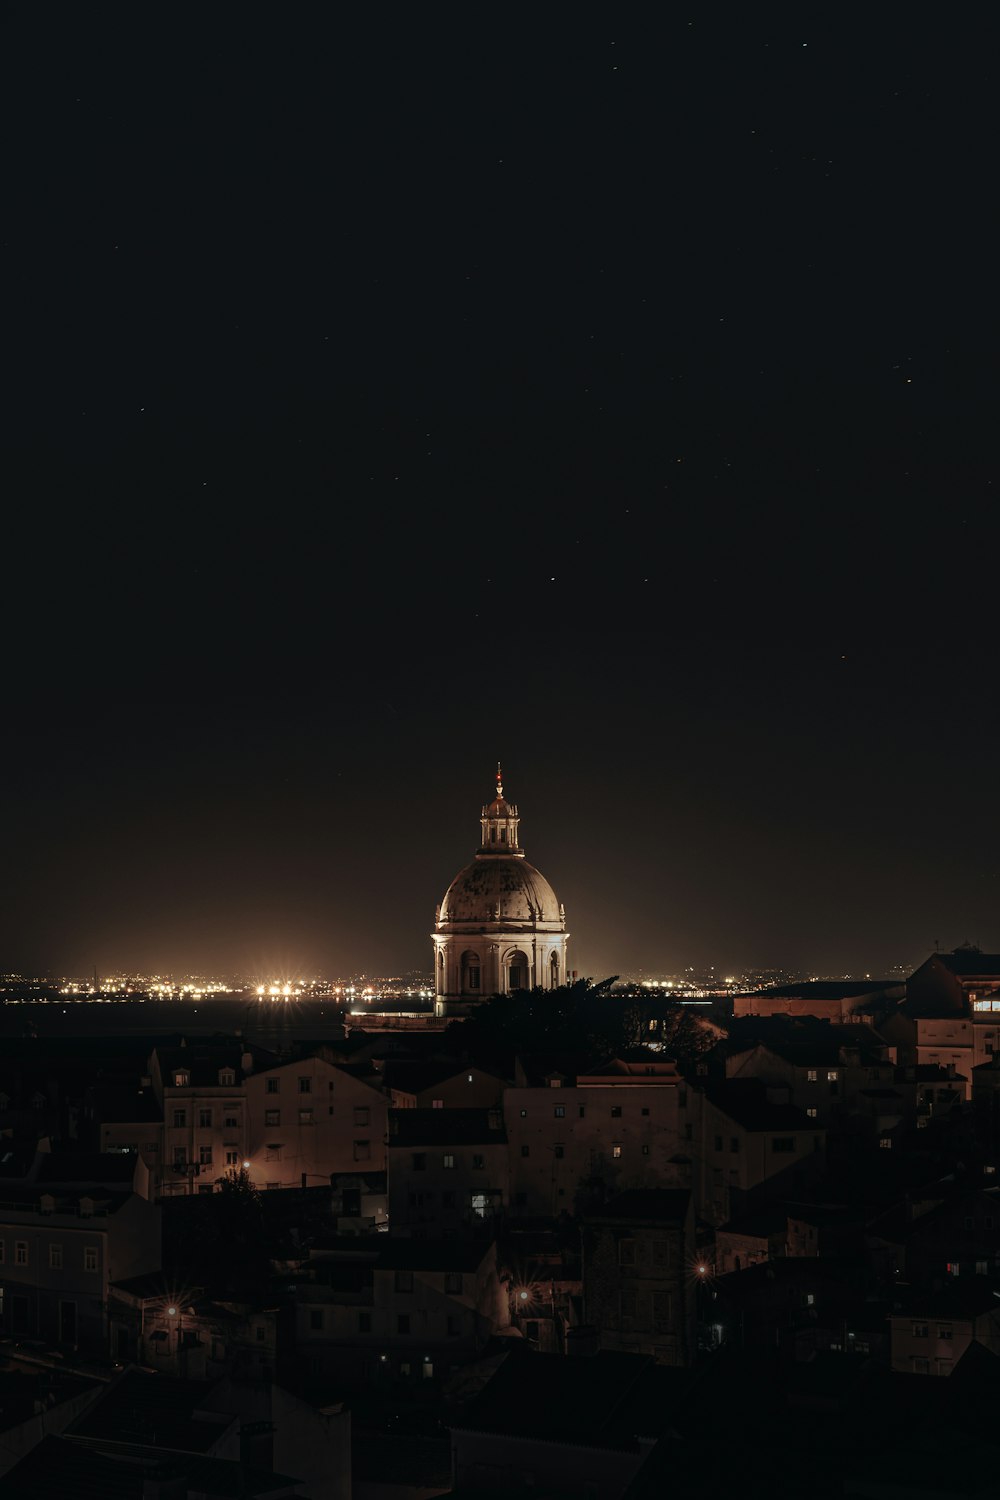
[4,13,999,980]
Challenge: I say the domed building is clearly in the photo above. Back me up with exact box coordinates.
[433,768,568,1018]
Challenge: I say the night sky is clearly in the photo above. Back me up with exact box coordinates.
[4,13,999,980]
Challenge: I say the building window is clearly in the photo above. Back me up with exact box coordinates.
[554,1105,565,1118]
[912,1323,928,1338]
[611,1106,622,1119]
[445,1272,463,1294]
[310,1310,323,1330]
[579,1105,586,1118]
[467,967,480,990]
[224,1115,238,1128]
[441,1190,455,1208]
[219,1069,235,1086]
[521,1145,530,1157]
[265,1146,281,1161]
[84,1247,98,1272]
[395,1270,414,1293]
[265,1110,280,1127]
[15,1241,28,1266]
[199,1108,212,1128]
[641,1106,650,1116]
[397,1314,410,1335]
[225,1151,239,1165]
[443,1154,455,1169]
[472,1154,484,1169]
[807,1108,818,1119]
[771,1138,795,1153]
[49,1244,63,1269]
[299,1109,315,1125]
[447,1315,461,1337]
[807,1070,817,1081]
[730,1138,739,1153]
[359,1312,371,1333]
[174,1071,189,1088]
[652,1239,671,1268]
[612,1144,622,1159]
[266,1078,280,1094]
[642,1143,650,1155]
[621,1290,637,1317]
[412,1153,426,1171]
[173,1147,187,1165]
[684,1123,693,1141]
[519,1109,527,1118]
[354,1139,371,1161]
[173,1110,186,1128]
[298,1078,311,1094]
[938,1326,953,1340]
[714,1136,723,1151]
[652,1290,673,1333]
[0,1241,5,1265]
[619,1238,636,1266]
[354,1106,371,1127]
[827,1070,839,1082]
[554,1144,565,1159]
[199,1146,213,1166]
[879,1137,892,1149]
[431,1099,444,1109]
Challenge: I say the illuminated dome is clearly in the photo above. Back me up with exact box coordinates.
[440,858,561,926]
[432,767,569,1018]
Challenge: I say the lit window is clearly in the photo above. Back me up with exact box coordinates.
[807,1108,818,1119]
[554,1105,565,1118]
[299,1109,314,1125]
[612,1143,622,1159]
[443,1154,456,1169]
[807,1070,817,1081]
[879,1137,892,1149]
[827,1070,839,1082]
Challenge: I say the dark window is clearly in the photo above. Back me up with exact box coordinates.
[684,1123,693,1141]
[266,1078,279,1094]
[224,1115,238,1128]
[619,1238,637,1266]
[472,1154,485,1169]
[611,1106,622,1118]
[265,1109,280,1126]
[441,1190,455,1207]
[447,1315,461,1337]
[298,1077,311,1094]
[714,1135,723,1151]
[578,1105,586,1118]
[445,1272,463,1293]
[468,967,480,990]
[397,1314,410,1335]
[412,1153,426,1171]
[173,1110,186,1127]
[652,1290,673,1333]
[199,1146,212,1165]
[359,1312,371,1333]
[395,1270,414,1293]
[730,1138,739,1153]
[354,1106,370,1126]
[310,1310,323,1330]
[199,1108,212,1127]
[652,1239,671,1268]
[521,1145,530,1157]
[554,1105,565,1118]
[554,1145,565,1159]
[641,1107,650,1116]
[772,1137,795,1153]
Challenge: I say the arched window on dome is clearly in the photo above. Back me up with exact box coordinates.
[505,949,529,993]
[461,950,481,994]
[550,952,560,989]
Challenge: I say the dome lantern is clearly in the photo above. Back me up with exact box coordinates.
[479,762,521,854]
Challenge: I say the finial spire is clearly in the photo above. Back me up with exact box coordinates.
[496,762,503,799]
